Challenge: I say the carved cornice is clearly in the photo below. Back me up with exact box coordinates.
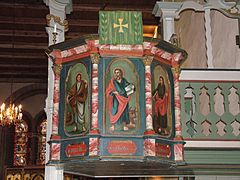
[46,14,69,32]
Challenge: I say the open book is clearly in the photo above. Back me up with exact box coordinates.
[125,84,135,96]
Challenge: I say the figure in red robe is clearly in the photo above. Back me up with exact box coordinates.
[106,68,135,131]
[152,76,169,135]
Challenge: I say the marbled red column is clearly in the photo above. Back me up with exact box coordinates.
[172,66,182,137]
[90,53,100,134]
[143,56,155,135]
[51,64,62,137]
[172,65,184,161]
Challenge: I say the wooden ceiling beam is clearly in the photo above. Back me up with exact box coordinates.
[0,54,46,60]
[0,16,46,24]
[0,64,47,68]
[0,68,47,74]
[0,29,48,38]
[0,77,47,83]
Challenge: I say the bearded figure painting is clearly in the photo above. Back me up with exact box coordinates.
[105,58,139,134]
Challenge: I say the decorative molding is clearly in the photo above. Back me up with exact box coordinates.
[153,0,240,20]
[185,140,240,148]
[44,0,73,14]
[179,69,240,81]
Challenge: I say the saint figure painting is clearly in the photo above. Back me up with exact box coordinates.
[105,58,139,134]
[152,65,171,136]
[65,63,89,135]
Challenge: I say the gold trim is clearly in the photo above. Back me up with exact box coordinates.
[46,14,69,32]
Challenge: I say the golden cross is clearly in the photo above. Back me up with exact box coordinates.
[113,18,128,33]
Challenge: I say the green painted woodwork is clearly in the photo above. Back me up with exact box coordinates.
[99,11,143,45]
[185,149,240,164]
[180,81,240,139]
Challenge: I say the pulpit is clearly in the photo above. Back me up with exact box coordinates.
[46,11,187,176]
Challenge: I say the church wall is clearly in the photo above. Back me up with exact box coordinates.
[175,9,240,69]
[175,10,207,68]
[211,10,240,68]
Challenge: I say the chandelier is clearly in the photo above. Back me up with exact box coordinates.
[0,83,23,126]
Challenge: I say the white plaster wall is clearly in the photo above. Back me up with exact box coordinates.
[211,10,240,68]
[175,9,240,69]
[175,10,207,68]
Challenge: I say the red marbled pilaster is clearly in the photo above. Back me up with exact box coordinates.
[172,66,182,137]
[143,56,155,135]
[90,53,100,134]
[52,64,62,135]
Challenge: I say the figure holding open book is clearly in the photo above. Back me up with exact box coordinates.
[106,68,135,131]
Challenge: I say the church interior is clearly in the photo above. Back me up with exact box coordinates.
[0,0,240,180]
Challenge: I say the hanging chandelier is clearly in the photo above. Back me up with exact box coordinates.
[0,82,23,126]
[0,103,23,126]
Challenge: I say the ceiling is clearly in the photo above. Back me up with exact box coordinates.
[0,0,159,84]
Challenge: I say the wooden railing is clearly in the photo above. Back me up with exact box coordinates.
[180,69,240,140]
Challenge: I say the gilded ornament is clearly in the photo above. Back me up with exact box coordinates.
[46,14,69,32]
[142,56,153,66]
[52,64,62,76]
[90,53,100,64]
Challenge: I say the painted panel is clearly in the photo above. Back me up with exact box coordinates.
[151,63,172,136]
[101,138,143,157]
[61,138,89,160]
[104,57,141,134]
[65,142,87,157]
